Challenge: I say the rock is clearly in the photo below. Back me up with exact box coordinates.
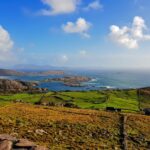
[0,134,17,142]
[0,79,48,93]
[0,134,48,150]
[35,129,47,135]
[15,139,36,148]
[0,140,13,150]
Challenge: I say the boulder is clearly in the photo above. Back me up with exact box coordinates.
[0,134,48,149]
[0,134,17,142]
[15,139,36,148]
[0,140,13,150]
[35,129,47,135]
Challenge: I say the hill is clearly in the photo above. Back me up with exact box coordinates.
[0,69,26,76]
[0,69,64,76]
[0,103,149,149]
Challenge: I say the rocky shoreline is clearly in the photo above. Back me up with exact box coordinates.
[43,76,91,87]
[0,79,48,93]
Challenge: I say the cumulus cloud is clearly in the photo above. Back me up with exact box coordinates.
[39,0,80,15]
[84,0,103,11]
[109,16,150,49]
[62,18,91,38]
[0,25,17,65]
[0,26,14,52]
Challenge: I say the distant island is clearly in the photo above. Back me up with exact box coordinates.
[43,76,91,87]
[0,69,64,76]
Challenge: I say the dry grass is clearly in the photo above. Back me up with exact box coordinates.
[126,114,150,150]
[0,103,149,149]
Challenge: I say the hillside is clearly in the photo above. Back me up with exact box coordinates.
[0,89,149,149]
[0,69,26,76]
[0,69,64,76]
[0,103,149,149]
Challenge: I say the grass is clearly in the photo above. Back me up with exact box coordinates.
[0,89,149,112]
[0,90,149,149]
[40,90,139,111]
[0,89,147,112]
[0,103,149,149]
[0,93,43,105]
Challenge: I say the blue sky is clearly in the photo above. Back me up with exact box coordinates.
[0,0,150,69]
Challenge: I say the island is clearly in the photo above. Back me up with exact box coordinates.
[0,69,64,76]
[43,76,91,87]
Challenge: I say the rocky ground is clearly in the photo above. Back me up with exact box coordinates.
[0,134,48,150]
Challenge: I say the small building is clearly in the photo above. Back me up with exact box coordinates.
[143,108,150,115]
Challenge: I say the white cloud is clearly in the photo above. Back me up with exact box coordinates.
[84,0,103,11]
[109,16,150,49]
[40,0,80,15]
[0,25,17,65]
[62,18,91,38]
[61,55,69,62]
[0,26,14,52]
[79,50,87,56]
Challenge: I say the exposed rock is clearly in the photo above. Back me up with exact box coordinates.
[0,140,13,150]
[43,76,91,87]
[0,79,48,93]
[35,129,47,135]
[0,134,48,150]
[15,139,36,148]
[0,134,17,142]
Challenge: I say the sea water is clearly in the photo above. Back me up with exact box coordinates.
[1,69,150,91]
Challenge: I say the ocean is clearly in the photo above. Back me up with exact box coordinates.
[1,69,150,91]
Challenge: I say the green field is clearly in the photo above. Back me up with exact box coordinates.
[0,89,146,112]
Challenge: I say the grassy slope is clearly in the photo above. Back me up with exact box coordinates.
[0,103,149,149]
[0,90,150,149]
[0,89,145,111]
[0,93,43,106]
[40,90,139,111]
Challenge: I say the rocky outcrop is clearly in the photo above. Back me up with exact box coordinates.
[0,79,48,93]
[137,87,150,96]
[0,134,48,150]
[44,76,91,87]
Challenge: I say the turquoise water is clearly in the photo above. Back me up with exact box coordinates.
[1,70,150,91]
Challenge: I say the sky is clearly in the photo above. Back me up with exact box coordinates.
[0,0,150,69]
